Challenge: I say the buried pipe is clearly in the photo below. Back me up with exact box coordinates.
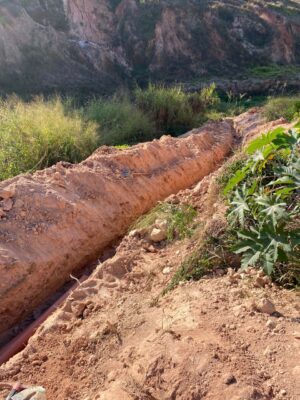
[0,276,87,366]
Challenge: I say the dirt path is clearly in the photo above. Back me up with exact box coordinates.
[0,210,299,400]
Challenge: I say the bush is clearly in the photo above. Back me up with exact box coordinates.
[0,96,98,181]
[134,83,219,136]
[85,97,157,146]
[263,96,300,122]
[134,84,194,135]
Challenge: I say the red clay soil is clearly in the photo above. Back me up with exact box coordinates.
[0,120,234,335]
[0,110,298,400]
[0,135,299,399]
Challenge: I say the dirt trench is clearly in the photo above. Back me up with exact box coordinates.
[0,119,235,335]
[0,110,299,400]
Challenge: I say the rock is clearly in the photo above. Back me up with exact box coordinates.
[224,374,237,385]
[279,389,287,396]
[155,219,168,231]
[0,208,5,218]
[2,198,13,211]
[293,331,300,340]
[257,298,276,315]
[162,267,171,275]
[254,276,266,288]
[13,387,46,400]
[266,319,276,330]
[0,188,15,199]
[263,275,272,286]
[150,227,167,242]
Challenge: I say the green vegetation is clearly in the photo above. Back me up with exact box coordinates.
[0,86,298,183]
[85,97,156,146]
[0,96,98,181]
[263,96,300,122]
[163,235,230,293]
[134,83,219,136]
[132,202,197,241]
[224,125,300,285]
[248,64,300,79]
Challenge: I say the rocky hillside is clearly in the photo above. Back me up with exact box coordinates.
[0,0,300,94]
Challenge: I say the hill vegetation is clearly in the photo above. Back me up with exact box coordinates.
[1,88,300,182]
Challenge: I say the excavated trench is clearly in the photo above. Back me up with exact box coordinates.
[0,119,236,354]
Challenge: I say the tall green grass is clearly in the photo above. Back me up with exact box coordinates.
[0,96,98,181]
[134,83,219,135]
[85,97,157,146]
[263,96,300,122]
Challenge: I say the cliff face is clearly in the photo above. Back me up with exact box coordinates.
[0,0,299,94]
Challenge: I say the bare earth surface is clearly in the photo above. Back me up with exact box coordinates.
[0,111,299,400]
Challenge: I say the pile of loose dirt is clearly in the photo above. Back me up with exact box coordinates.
[0,110,298,400]
[0,120,234,334]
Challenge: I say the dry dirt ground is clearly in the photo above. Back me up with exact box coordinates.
[0,110,299,400]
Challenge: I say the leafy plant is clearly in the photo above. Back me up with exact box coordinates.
[225,126,300,277]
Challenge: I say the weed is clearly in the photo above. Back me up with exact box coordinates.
[131,202,197,240]
[263,96,300,122]
[85,97,157,146]
[0,96,98,181]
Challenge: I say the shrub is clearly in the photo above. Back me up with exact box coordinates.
[85,97,157,146]
[134,83,219,136]
[0,96,98,181]
[263,96,300,122]
[134,84,194,135]
[224,125,300,281]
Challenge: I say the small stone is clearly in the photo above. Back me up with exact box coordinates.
[258,298,276,315]
[279,389,287,396]
[266,319,276,330]
[150,227,167,242]
[128,229,138,237]
[254,276,266,288]
[0,188,15,199]
[162,267,171,275]
[2,198,13,211]
[0,208,5,218]
[263,276,272,285]
[293,331,300,339]
[224,374,237,385]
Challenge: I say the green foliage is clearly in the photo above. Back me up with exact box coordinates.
[134,83,219,136]
[263,96,300,122]
[225,126,300,278]
[0,96,98,181]
[85,97,157,146]
[132,202,197,241]
[248,64,300,79]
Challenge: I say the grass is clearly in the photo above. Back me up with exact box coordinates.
[85,97,157,146]
[0,87,298,182]
[163,234,233,293]
[134,83,219,136]
[263,96,300,121]
[248,64,300,79]
[131,202,197,241]
[0,96,98,181]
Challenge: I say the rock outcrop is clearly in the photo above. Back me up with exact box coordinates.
[0,0,299,94]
